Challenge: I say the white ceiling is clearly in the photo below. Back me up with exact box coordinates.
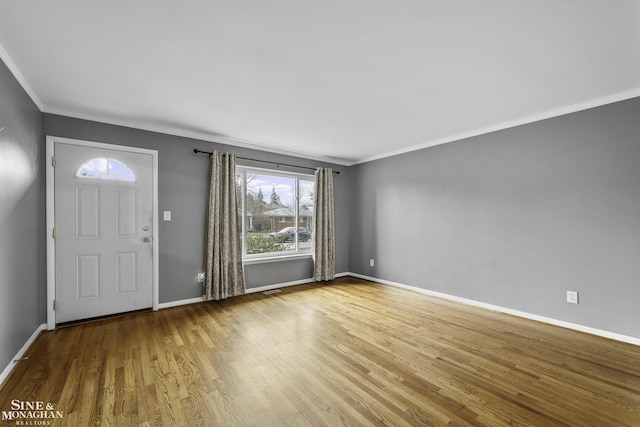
[1,1,639,165]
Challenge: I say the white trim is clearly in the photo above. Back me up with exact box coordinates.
[0,42,44,110]
[243,253,312,265]
[0,324,46,388]
[157,279,311,307]
[3,30,638,168]
[159,272,350,305]
[236,164,315,179]
[46,136,160,330]
[245,277,314,294]
[245,272,350,294]
[46,140,56,330]
[348,273,640,347]
[44,106,352,166]
[158,297,205,309]
[43,88,640,167]
[354,88,640,165]
[151,148,160,312]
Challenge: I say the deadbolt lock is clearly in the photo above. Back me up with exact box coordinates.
[143,225,150,232]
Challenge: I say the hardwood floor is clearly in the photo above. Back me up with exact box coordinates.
[2,277,640,426]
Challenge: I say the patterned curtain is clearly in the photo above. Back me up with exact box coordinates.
[204,151,245,300]
[313,167,335,281]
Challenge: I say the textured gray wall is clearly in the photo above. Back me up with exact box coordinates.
[42,114,349,301]
[350,97,640,338]
[0,59,44,369]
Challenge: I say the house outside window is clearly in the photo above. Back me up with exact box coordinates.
[236,166,314,259]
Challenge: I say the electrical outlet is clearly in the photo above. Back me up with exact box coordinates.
[370,259,375,267]
[197,272,206,283]
[567,290,579,304]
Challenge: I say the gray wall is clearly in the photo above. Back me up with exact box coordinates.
[0,59,44,369]
[350,97,640,338]
[42,114,350,302]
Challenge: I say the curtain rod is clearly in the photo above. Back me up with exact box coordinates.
[193,149,340,174]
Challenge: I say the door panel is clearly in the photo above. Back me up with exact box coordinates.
[116,187,136,237]
[76,185,100,238]
[116,252,137,294]
[76,254,100,299]
[55,142,153,323]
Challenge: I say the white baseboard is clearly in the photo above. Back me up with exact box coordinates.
[157,281,310,306]
[245,278,314,294]
[0,323,47,388]
[348,272,640,347]
[245,272,351,294]
[158,272,351,306]
[158,296,205,309]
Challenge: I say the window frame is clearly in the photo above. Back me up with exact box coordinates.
[76,157,136,181]
[236,165,314,262]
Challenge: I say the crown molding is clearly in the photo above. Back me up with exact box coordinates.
[42,106,353,167]
[4,30,637,168]
[0,39,350,165]
[354,87,640,165]
[0,41,44,110]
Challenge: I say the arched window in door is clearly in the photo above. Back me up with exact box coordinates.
[76,158,136,181]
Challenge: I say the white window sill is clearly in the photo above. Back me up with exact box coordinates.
[243,253,312,265]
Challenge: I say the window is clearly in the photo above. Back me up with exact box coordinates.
[77,158,135,181]
[236,167,314,259]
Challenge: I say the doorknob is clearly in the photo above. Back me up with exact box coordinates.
[143,225,150,232]
[142,237,150,242]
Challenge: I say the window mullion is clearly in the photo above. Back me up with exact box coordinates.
[242,171,247,257]
[294,177,300,251]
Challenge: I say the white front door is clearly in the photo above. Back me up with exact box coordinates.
[53,140,155,323]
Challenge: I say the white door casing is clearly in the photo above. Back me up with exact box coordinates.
[46,136,159,328]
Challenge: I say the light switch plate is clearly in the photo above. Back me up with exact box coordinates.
[163,211,172,221]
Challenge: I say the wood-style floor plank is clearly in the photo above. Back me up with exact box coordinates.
[1,277,639,426]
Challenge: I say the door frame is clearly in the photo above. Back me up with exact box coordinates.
[46,136,160,330]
